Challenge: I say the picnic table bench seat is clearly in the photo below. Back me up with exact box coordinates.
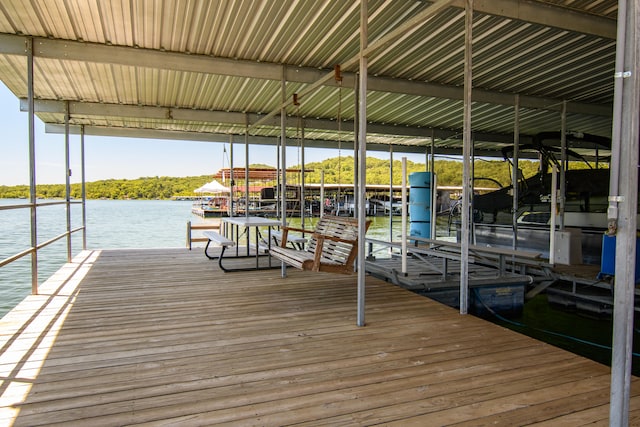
[203,230,236,271]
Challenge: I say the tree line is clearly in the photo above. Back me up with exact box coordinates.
[0,156,579,200]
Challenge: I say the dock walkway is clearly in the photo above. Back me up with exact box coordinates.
[1,248,639,425]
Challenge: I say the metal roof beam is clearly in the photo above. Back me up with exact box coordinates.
[451,0,616,39]
[45,123,532,158]
[0,34,609,117]
[23,98,454,139]
[31,98,612,152]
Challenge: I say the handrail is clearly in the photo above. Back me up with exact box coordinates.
[0,226,85,268]
[36,227,85,251]
[36,200,82,208]
[0,203,32,211]
[0,247,34,268]
[0,200,82,211]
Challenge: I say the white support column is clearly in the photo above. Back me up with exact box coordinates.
[459,0,473,315]
[356,0,368,327]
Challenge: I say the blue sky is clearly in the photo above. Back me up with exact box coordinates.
[0,82,425,186]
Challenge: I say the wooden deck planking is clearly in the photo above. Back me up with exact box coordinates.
[1,248,638,426]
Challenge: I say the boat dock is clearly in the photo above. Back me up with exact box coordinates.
[2,248,638,425]
[365,237,541,316]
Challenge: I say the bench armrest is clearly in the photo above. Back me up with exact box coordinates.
[279,226,314,248]
[281,225,314,234]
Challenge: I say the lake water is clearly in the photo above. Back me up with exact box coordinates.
[0,199,200,317]
[0,199,408,317]
[0,199,634,373]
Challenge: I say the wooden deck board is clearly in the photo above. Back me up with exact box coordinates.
[1,248,637,426]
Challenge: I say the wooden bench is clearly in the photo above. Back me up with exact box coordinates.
[270,215,371,275]
[203,231,236,271]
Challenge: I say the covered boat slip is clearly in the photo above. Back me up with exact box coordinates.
[1,248,639,426]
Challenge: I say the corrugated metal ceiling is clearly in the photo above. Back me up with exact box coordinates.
[0,0,619,157]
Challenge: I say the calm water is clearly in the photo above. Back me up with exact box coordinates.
[0,199,405,317]
[0,199,633,373]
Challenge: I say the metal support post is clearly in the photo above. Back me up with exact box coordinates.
[320,170,325,218]
[64,101,72,262]
[357,0,368,327]
[81,125,87,250]
[610,1,640,424]
[430,128,435,173]
[401,157,407,275]
[550,165,558,266]
[245,116,250,219]
[229,135,234,217]
[389,145,394,242]
[512,94,520,250]
[559,100,567,230]
[27,37,38,295]
[280,67,288,277]
[301,125,305,227]
[459,0,473,314]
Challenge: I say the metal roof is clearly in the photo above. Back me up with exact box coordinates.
[0,0,618,158]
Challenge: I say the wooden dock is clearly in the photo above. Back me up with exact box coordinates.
[1,248,639,425]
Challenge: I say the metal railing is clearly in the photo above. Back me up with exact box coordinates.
[0,201,86,291]
[1,52,89,297]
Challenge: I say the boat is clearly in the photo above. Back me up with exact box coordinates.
[447,132,640,316]
[450,132,615,264]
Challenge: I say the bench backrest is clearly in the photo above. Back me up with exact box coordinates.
[306,215,369,267]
